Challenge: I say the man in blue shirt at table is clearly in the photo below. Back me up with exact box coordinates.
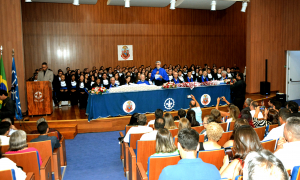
[189,95,202,125]
[159,128,221,180]
[137,74,150,85]
[150,61,169,86]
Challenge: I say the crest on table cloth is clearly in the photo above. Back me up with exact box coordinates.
[123,100,136,113]
[164,98,175,110]
[201,94,211,106]
[118,45,133,61]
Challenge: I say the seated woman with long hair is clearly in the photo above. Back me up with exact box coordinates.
[220,125,263,179]
[216,97,240,123]
[175,118,191,138]
[239,109,254,128]
[151,128,179,157]
[5,130,43,166]
[199,122,224,151]
[210,109,222,123]
[223,118,249,148]
[164,113,177,130]
[186,110,200,127]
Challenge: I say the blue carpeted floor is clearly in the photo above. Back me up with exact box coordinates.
[63,131,126,180]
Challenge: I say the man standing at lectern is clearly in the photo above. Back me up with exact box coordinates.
[37,62,54,83]
[150,61,169,86]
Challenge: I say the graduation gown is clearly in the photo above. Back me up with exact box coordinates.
[77,81,89,109]
[150,68,169,86]
[171,78,182,84]
[184,76,194,82]
[101,78,110,89]
[58,81,70,102]
[70,80,78,105]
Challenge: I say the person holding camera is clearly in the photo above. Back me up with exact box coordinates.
[189,95,202,125]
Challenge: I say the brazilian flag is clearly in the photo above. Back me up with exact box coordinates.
[0,54,8,109]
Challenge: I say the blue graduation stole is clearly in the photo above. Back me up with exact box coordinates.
[60,87,68,90]
[187,77,193,82]
[173,78,180,84]
[202,76,208,82]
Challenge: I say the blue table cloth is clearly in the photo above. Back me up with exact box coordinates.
[86,85,231,121]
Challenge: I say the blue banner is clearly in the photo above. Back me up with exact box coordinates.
[11,57,22,120]
[86,85,231,121]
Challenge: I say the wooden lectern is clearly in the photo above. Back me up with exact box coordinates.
[27,81,53,116]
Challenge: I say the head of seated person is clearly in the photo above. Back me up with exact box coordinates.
[186,110,199,127]
[37,122,49,135]
[244,98,253,108]
[178,128,199,158]
[243,150,289,180]
[137,114,147,126]
[229,105,240,122]
[211,109,222,123]
[278,108,291,126]
[267,109,279,124]
[240,109,254,127]
[272,101,282,111]
[286,101,299,114]
[154,117,165,130]
[203,115,215,130]
[128,113,139,126]
[155,128,177,154]
[164,113,177,130]
[178,109,186,119]
[189,100,197,109]
[204,122,223,150]
[233,125,262,160]
[0,121,10,137]
[178,118,191,133]
[155,109,163,119]
[173,116,180,121]
[224,118,249,148]
[8,130,28,151]
[250,101,258,111]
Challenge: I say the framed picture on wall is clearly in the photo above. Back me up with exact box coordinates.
[118,45,133,61]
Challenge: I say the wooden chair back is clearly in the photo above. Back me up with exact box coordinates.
[124,143,129,174]
[168,129,178,137]
[126,126,136,134]
[174,121,179,127]
[0,170,15,180]
[191,126,204,134]
[0,145,9,153]
[174,134,204,147]
[267,124,279,132]
[229,122,235,131]
[27,132,58,142]
[28,140,62,180]
[261,139,277,153]
[218,131,233,147]
[219,123,227,132]
[128,147,137,180]
[198,149,225,170]
[254,126,266,141]
[148,155,181,180]
[130,133,145,149]
[119,132,125,160]
[4,151,51,180]
[137,140,156,172]
[136,162,148,180]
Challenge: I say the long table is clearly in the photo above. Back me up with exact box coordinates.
[86,85,231,121]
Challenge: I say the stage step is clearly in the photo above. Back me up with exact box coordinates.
[49,124,78,139]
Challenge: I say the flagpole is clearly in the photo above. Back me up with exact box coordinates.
[12,49,14,57]
[0,46,2,56]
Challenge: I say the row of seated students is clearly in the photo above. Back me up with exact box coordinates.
[122,99,300,180]
[0,118,62,180]
[28,63,241,108]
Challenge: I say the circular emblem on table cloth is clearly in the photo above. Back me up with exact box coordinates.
[34,91,43,100]
[123,100,136,113]
[164,98,175,110]
[201,94,211,106]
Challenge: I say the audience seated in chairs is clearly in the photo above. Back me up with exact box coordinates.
[186,109,200,127]
[148,109,164,127]
[199,122,223,151]
[286,101,300,117]
[30,121,61,152]
[163,113,177,130]
[249,101,264,119]
[189,95,203,125]
[177,109,186,119]
[0,121,10,145]
[124,114,153,143]
[243,150,289,180]
[150,128,179,157]
[175,118,191,138]
[220,125,263,179]
[2,118,18,135]
[158,128,221,180]
[274,117,300,171]
[223,118,249,148]
[239,109,255,128]
[252,106,278,127]
[210,109,222,123]
[0,151,27,180]
[5,130,43,165]
[263,108,291,141]
[30,118,62,140]
[242,98,253,112]
[127,113,139,126]
[140,117,165,141]
[200,115,216,141]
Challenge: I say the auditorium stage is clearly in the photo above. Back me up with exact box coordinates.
[15,92,277,139]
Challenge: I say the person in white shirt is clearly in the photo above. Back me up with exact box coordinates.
[140,117,165,141]
[274,117,300,171]
[189,95,202,125]
[263,108,291,141]
[124,114,153,143]
[148,109,163,127]
[0,151,27,180]
[0,121,10,145]
[249,101,264,119]
[243,150,289,180]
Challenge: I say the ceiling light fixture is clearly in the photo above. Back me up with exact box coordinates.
[25,0,32,2]
[170,0,176,10]
[211,0,216,11]
[241,1,248,12]
[73,0,79,6]
[125,0,130,8]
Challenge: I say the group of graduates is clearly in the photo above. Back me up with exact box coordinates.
[28,63,240,109]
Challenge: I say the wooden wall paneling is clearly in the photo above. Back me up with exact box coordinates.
[0,0,26,112]
[22,1,246,79]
